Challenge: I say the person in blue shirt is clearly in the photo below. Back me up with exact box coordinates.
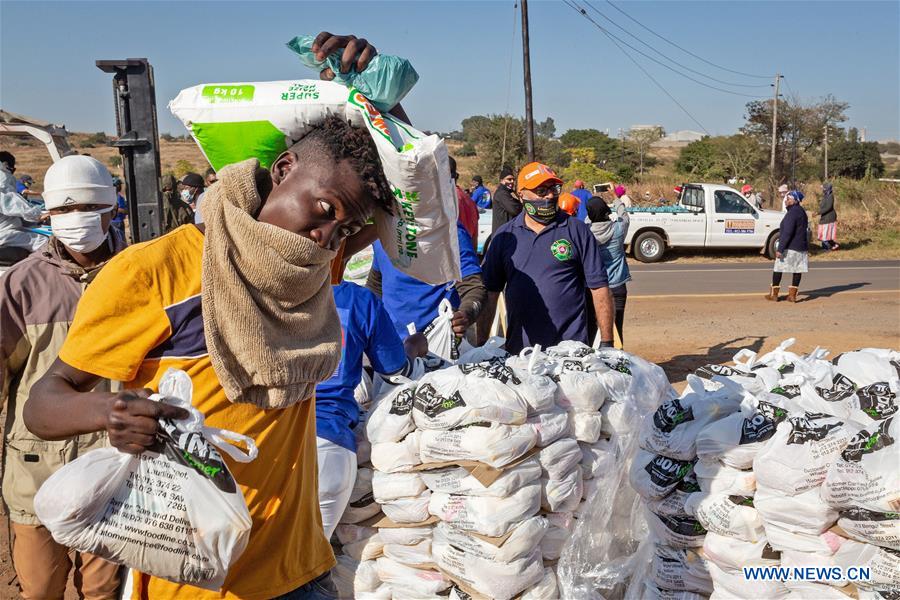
[110,177,127,240]
[470,175,492,210]
[478,162,614,354]
[367,222,486,343]
[315,279,426,538]
[570,179,592,221]
[586,196,631,345]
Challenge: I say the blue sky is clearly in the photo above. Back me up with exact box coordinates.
[2,1,898,140]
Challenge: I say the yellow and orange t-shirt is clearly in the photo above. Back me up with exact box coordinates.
[59,225,334,600]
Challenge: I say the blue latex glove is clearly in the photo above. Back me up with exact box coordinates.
[287,35,419,112]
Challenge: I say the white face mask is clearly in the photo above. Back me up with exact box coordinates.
[50,207,112,253]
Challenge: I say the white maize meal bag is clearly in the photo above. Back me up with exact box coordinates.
[762,520,845,554]
[382,538,432,566]
[630,449,696,500]
[645,470,702,516]
[375,557,450,596]
[753,412,861,496]
[432,542,545,600]
[845,381,899,425]
[377,526,433,546]
[641,582,706,600]
[372,471,426,503]
[526,408,571,447]
[380,491,432,524]
[33,369,256,590]
[600,400,632,437]
[754,485,838,535]
[428,483,542,537]
[537,437,582,480]
[707,561,790,599]
[650,546,713,594]
[555,367,607,412]
[639,375,744,461]
[684,492,764,542]
[541,466,583,513]
[433,516,548,563]
[693,460,756,496]
[343,532,384,562]
[366,382,416,444]
[520,568,559,600]
[695,400,790,469]
[579,438,616,480]
[702,530,780,570]
[169,80,461,285]
[457,336,508,365]
[358,583,392,600]
[836,507,900,550]
[822,416,900,513]
[370,431,421,473]
[354,559,382,595]
[821,536,900,592]
[418,422,537,468]
[340,467,381,524]
[646,511,707,548]
[419,456,541,497]
[780,549,849,587]
[412,366,528,430]
[571,410,603,443]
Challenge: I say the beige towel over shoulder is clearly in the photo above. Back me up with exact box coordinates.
[201,159,341,409]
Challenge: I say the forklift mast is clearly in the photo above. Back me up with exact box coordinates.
[96,59,164,242]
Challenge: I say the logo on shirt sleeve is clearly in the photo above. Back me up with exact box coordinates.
[551,239,573,261]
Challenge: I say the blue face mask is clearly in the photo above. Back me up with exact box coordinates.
[181,189,193,202]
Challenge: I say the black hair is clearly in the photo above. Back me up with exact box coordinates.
[0,151,15,169]
[292,116,394,215]
[586,196,612,222]
[448,156,458,179]
[204,167,216,177]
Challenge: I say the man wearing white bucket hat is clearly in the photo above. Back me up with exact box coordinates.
[0,154,125,599]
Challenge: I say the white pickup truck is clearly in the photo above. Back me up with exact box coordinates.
[625,183,784,262]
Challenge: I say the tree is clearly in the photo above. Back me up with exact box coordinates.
[713,134,764,179]
[560,163,615,189]
[108,155,122,168]
[559,129,620,163]
[535,117,556,139]
[174,160,195,179]
[741,94,848,180]
[461,115,492,143]
[627,126,664,176]
[675,137,725,180]
[828,139,885,179]
[457,142,477,157]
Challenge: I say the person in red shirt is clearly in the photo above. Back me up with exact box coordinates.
[450,156,478,247]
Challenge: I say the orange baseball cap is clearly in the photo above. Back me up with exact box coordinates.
[517,162,563,192]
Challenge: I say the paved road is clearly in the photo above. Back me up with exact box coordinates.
[628,260,900,297]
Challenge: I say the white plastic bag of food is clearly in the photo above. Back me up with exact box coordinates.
[707,562,790,599]
[461,356,557,414]
[377,526,433,546]
[579,438,616,480]
[343,532,384,562]
[836,349,900,386]
[541,512,574,561]
[571,409,603,443]
[645,511,707,548]
[821,416,900,513]
[421,298,458,361]
[418,422,537,468]
[695,399,790,469]
[412,366,529,430]
[684,492,764,542]
[645,470,702,516]
[639,375,744,461]
[366,381,417,444]
[702,531,780,570]
[520,568,559,600]
[380,491,432,524]
[432,542,545,600]
[340,467,381,524]
[370,431,421,474]
[372,470,426,503]
[34,369,257,590]
[693,460,756,496]
[754,485,838,535]
[753,412,861,496]
[630,449,696,500]
[375,557,450,596]
[836,507,900,550]
[169,79,461,285]
[541,466,583,513]
[649,546,713,595]
[537,437,582,480]
[382,538,432,566]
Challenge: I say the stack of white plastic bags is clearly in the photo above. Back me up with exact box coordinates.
[625,340,900,600]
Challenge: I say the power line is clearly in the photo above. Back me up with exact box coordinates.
[604,0,773,79]
[566,0,767,99]
[561,0,711,135]
[501,1,519,167]
[582,1,770,88]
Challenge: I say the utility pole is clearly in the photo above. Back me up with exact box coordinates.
[769,73,781,178]
[823,123,829,180]
[521,0,535,162]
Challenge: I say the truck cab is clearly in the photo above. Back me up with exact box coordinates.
[624,183,784,262]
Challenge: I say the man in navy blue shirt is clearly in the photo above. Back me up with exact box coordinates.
[367,221,486,341]
[470,175,492,210]
[315,279,425,538]
[479,162,614,354]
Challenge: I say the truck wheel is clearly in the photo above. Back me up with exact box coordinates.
[634,231,666,263]
[765,232,780,259]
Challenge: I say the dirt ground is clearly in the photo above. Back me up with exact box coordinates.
[0,290,897,598]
